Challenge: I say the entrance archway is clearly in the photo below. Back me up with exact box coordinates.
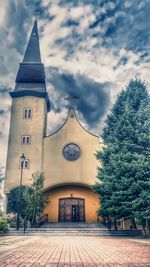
[44,184,100,222]
[59,198,85,222]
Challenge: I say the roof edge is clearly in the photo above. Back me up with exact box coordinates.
[44,108,99,138]
[43,182,93,192]
[10,90,50,112]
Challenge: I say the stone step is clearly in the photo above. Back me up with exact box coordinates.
[5,229,143,237]
[40,223,106,228]
[18,228,107,231]
[9,229,108,233]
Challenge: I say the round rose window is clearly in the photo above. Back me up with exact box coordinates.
[63,143,81,161]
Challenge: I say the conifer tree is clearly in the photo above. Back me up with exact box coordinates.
[94,79,150,233]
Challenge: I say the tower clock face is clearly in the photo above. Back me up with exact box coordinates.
[63,143,81,161]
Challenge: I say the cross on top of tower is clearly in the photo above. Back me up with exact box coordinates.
[34,5,41,20]
[65,95,80,108]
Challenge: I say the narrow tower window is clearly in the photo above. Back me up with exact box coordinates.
[24,108,32,119]
[21,135,31,144]
[19,159,29,169]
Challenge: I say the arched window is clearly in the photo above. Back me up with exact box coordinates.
[21,135,31,144]
[23,108,32,119]
[19,159,29,169]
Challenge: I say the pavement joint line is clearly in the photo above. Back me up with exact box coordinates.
[0,236,150,267]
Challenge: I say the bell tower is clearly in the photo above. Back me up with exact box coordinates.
[5,19,50,192]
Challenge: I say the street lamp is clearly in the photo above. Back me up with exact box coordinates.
[16,153,26,230]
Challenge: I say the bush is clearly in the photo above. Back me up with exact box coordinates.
[0,218,9,233]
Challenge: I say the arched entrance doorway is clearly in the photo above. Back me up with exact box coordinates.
[59,198,85,222]
[43,183,100,222]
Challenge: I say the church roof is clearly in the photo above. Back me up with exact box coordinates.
[10,19,50,112]
[16,63,45,83]
[23,20,41,63]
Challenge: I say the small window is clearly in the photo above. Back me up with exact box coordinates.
[21,135,31,144]
[24,109,32,119]
[19,159,29,169]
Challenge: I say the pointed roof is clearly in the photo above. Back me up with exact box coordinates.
[10,19,50,112]
[23,20,41,63]
[15,19,44,83]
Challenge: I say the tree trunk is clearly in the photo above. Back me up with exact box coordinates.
[141,218,146,237]
[31,190,37,227]
[130,218,137,229]
[107,217,112,231]
[147,219,150,236]
[114,219,118,230]
[23,215,28,234]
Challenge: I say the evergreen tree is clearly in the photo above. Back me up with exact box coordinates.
[94,79,150,233]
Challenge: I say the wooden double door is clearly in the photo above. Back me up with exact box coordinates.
[59,198,85,222]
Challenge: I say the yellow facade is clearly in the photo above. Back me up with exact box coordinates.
[5,96,47,192]
[44,184,100,223]
[43,108,102,189]
[5,19,102,223]
[5,106,102,222]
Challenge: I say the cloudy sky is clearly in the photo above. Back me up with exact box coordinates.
[0,0,150,169]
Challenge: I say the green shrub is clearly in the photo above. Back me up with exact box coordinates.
[0,218,9,233]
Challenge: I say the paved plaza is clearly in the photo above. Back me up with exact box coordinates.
[0,236,150,267]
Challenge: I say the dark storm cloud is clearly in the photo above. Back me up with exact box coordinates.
[0,0,46,79]
[53,0,150,66]
[0,87,11,94]
[0,56,7,75]
[0,108,10,117]
[47,68,111,126]
[6,2,31,54]
[91,0,150,54]
[0,0,149,82]
[6,0,45,54]
[0,110,5,116]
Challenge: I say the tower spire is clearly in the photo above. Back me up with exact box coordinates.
[23,20,41,63]
[10,19,50,112]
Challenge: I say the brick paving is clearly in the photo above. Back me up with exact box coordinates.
[0,236,150,267]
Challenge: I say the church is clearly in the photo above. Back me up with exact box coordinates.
[5,20,103,223]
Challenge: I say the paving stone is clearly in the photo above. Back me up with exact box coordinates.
[0,236,149,267]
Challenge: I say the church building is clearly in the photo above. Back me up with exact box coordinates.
[5,20,103,223]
